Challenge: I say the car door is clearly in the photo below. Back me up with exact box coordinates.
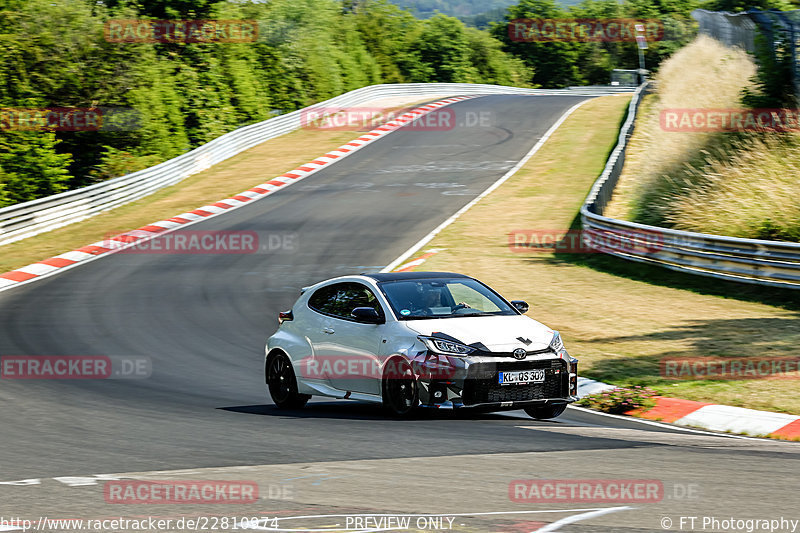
[306,282,386,395]
[302,285,340,387]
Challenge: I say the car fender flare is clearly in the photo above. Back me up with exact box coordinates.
[265,348,288,380]
[381,354,415,383]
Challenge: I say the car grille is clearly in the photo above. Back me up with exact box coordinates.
[461,359,567,406]
[473,348,553,358]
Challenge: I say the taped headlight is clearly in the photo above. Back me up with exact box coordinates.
[549,332,565,353]
[419,336,475,355]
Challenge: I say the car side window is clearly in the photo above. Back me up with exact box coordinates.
[308,282,383,321]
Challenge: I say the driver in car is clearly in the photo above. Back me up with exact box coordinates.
[414,285,470,316]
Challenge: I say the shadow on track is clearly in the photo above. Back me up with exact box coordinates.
[218,402,562,423]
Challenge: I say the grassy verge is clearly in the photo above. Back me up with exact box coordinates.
[0,99,438,274]
[414,93,800,415]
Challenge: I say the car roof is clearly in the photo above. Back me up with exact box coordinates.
[361,272,471,282]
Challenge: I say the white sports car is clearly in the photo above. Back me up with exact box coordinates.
[265,272,578,418]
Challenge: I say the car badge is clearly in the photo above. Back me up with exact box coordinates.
[513,348,527,360]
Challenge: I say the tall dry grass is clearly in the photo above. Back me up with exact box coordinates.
[606,35,800,242]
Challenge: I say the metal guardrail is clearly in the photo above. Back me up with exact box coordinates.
[580,82,800,289]
[0,83,632,247]
[692,9,757,52]
[693,8,800,101]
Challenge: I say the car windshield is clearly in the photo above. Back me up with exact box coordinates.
[378,278,516,320]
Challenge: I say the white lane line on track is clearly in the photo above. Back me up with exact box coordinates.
[532,506,632,533]
[0,479,40,485]
[240,507,633,532]
[381,97,593,273]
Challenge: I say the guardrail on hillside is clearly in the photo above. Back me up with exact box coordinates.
[692,9,757,52]
[693,8,800,101]
[0,83,633,247]
[580,82,800,289]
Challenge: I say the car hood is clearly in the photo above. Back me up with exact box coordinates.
[403,314,555,352]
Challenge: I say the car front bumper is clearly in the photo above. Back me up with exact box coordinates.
[409,351,579,410]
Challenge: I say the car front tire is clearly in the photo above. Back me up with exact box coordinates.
[524,403,567,420]
[382,358,418,417]
[266,352,310,409]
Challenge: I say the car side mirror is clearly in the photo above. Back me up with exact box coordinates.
[511,300,529,313]
[351,307,384,324]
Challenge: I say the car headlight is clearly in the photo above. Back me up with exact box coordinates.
[419,336,475,355]
[549,332,565,354]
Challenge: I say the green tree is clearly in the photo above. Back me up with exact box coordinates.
[700,0,794,12]
[494,0,585,87]
[100,0,220,18]
[742,30,796,107]
[494,0,698,86]
[407,14,479,82]
[0,131,72,206]
[465,27,534,85]
[0,0,539,208]
[352,0,426,82]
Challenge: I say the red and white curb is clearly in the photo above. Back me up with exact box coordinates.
[577,378,800,440]
[630,397,800,440]
[0,96,476,292]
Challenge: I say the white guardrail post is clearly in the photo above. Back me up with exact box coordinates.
[0,83,633,247]
[580,82,800,289]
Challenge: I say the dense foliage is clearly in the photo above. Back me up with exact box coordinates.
[491,0,700,88]
[702,0,797,11]
[0,0,531,207]
[4,0,793,209]
[742,28,797,108]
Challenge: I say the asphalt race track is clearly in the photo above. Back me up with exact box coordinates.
[1,95,798,532]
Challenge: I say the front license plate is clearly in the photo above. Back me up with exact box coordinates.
[498,369,545,385]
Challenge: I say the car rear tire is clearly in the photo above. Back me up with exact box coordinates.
[524,403,567,420]
[382,358,418,417]
[266,352,310,409]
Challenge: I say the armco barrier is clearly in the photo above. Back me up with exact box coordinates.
[691,9,757,52]
[580,82,800,289]
[0,83,632,247]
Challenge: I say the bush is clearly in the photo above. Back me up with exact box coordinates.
[577,386,658,414]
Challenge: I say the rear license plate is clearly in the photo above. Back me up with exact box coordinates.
[498,369,545,385]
